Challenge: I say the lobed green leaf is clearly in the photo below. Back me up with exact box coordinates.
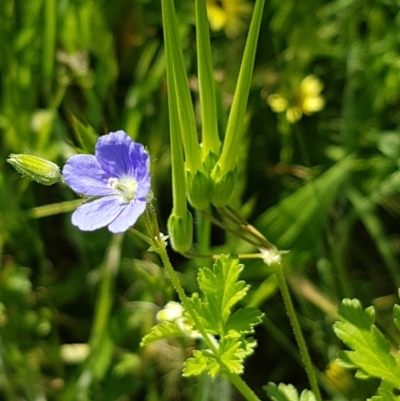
[183,350,219,377]
[183,336,257,378]
[140,321,187,346]
[264,382,316,401]
[333,299,400,389]
[393,304,400,332]
[196,255,248,330]
[225,307,264,334]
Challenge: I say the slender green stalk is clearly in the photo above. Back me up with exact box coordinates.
[214,0,265,177]
[165,38,188,216]
[195,209,211,256]
[271,260,322,401]
[278,116,293,164]
[184,251,264,260]
[129,227,153,247]
[219,206,276,250]
[27,199,83,219]
[200,209,262,248]
[161,0,201,173]
[195,0,220,157]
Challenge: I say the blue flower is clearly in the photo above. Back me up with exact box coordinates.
[63,130,151,233]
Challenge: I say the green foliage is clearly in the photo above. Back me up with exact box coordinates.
[69,114,98,153]
[257,156,353,258]
[265,383,316,401]
[3,0,400,399]
[141,321,189,344]
[334,298,400,396]
[141,255,263,378]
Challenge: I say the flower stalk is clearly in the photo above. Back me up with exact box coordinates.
[270,259,323,401]
[161,0,213,210]
[195,0,221,159]
[212,0,265,183]
[161,0,202,174]
[165,37,193,252]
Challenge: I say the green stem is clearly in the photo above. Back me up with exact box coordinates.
[166,40,188,216]
[271,260,322,401]
[195,209,211,256]
[158,247,218,355]
[195,0,220,157]
[218,206,275,250]
[200,210,262,248]
[278,115,293,164]
[214,0,265,177]
[156,245,261,401]
[161,0,202,173]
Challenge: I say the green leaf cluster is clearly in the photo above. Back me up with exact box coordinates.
[333,298,400,399]
[141,255,263,379]
[264,382,316,401]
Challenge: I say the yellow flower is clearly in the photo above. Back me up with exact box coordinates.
[323,362,353,393]
[206,0,253,38]
[267,75,325,123]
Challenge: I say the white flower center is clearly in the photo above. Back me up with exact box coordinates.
[108,176,138,202]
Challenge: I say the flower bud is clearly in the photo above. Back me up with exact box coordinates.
[156,301,184,322]
[167,210,193,253]
[7,154,61,186]
[186,169,211,210]
[211,167,236,207]
[202,151,219,172]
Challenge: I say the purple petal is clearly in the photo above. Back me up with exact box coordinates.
[129,142,150,181]
[71,196,125,231]
[107,199,147,233]
[63,155,114,196]
[96,131,135,177]
[135,173,151,199]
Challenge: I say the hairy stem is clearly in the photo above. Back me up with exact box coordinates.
[271,260,322,401]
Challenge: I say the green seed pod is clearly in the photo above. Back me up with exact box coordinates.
[211,168,236,207]
[202,151,219,172]
[186,169,211,210]
[7,154,61,186]
[167,210,193,253]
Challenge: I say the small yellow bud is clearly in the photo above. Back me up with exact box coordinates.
[286,107,303,124]
[267,93,289,113]
[7,154,61,186]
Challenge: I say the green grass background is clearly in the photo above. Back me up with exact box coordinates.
[1,0,400,399]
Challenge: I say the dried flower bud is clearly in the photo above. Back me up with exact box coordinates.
[7,154,61,186]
